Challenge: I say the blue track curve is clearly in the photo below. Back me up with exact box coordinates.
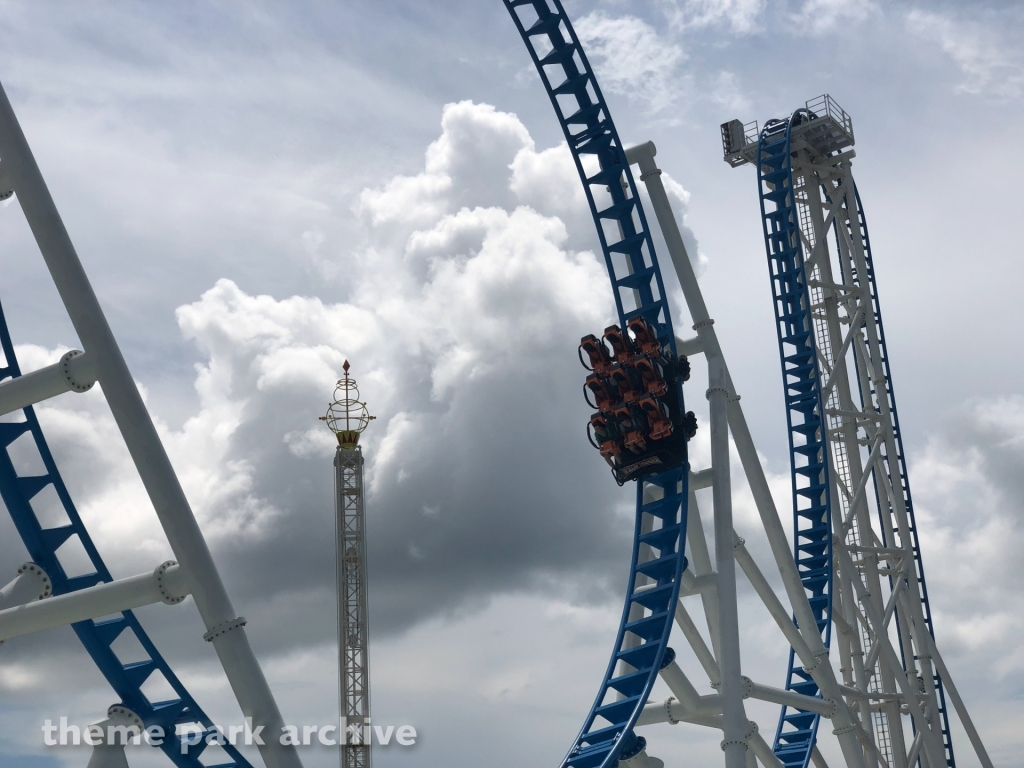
[755,113,834,768]
[504,2,690,766]
[0,299,248,768]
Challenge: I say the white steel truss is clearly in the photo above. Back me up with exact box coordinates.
[606,139,994,768]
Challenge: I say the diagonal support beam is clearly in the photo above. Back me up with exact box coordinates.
[0,562,188,642]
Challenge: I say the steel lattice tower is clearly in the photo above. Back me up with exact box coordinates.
[322,362,375,768]
[336,446,371,768]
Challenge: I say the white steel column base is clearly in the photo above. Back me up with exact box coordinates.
[86,705,142,768]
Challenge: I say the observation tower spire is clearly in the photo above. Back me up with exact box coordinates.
[321,362,375,768]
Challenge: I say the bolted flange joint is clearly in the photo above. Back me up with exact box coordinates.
[802,648,830,674]
[17,562,52,599]
[59,350,94,393]
[706,386,730,401]
[106,704,143,729]
[740,675,754,698]
[203,616,247,642]
[154,560,186,605]
[663,696,680,725]
[721,739,749,752]
[619,734,647,761]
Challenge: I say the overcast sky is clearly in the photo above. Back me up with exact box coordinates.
[0,1,1022,767]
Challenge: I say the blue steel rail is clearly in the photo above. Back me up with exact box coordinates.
[755,113,834,768]
[504,2,690,766]
[841,186,956,767]
[0,300,249,768]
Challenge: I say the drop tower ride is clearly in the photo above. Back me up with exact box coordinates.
[322,362,376,768]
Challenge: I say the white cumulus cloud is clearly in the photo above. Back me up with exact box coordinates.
[907,8,1024,100]
[574,13,688,114]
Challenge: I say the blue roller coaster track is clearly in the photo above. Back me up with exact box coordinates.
[0,299,248,766]
[504,1,690,766]
[755,113,834,768]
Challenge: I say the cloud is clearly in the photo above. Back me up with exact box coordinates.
[0,99,640,758]
[0,97,722,764]
[902,396,1024,759]
[574,13,688,114]
[8,101,646,653]
[906,8,1024,99]
[789,0,876,36]
[661,0,767,35]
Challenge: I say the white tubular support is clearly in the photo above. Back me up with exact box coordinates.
[679,572,718,598]
[0,561,188,643]
[744,678,836,718]
[0,81,302,768]
[709,356,748,768]
[660,660,707,711]
[674,598,721,687]
[86,705,143,768]
[733,540,818,669]
[0,349,95,416]
[676,335,704,357]
[638,697,723,728]
[690,467,715,490]
[0,562,52,610]
[0,159,12,198]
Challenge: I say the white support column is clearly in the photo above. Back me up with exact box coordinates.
[709,357,748,768]
[0,80,302,768]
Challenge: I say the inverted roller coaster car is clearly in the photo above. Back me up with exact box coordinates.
[609,362,643,404]
[579,324,696,484]
[614,403,648,454]
[579,333,613,376]
[584,373,618,414]
[588,413,623,466]
[626,316,662,359]
[637,394,673,441]
[603,324,636,364]
[634,357,668,398]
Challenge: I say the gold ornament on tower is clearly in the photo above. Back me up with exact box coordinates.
[320,361,375,448]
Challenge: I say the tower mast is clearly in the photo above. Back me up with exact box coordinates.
[322,362,375,768]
